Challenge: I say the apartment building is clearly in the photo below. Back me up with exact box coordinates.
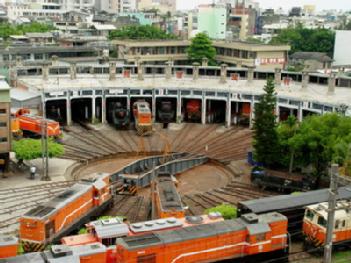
[198,4,227,40]
[4,0,97,20]
[95,0,137,13]
[138,0,176,15]
[0,76,11,173]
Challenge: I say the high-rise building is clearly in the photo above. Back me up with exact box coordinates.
[289,7,302,17]
[303,5,316,16]
[96,0,137,13]
[198,4,227,40]
[228,0,257,40]
[138,0,176,14]
[4,0,98,20]
[62,0,95,11]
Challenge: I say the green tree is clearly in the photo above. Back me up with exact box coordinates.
[187,33,217,65]
[205,204,237,219]
[270,25,335,56]
[0,22,56,40]
[277,115,299,172]
[13,138,64,162]
[277,114,351,180]
[253,78,279,167]
[109,25,177,40]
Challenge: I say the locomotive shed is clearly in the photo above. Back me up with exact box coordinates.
[16,63,351,129]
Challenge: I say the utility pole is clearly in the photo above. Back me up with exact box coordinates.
[41,90,50,181]
[150,160,157,220]
[324,164,339,263]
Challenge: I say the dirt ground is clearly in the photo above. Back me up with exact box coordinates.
[176,163,232,195]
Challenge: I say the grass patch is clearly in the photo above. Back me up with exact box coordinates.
[333,250,351,262]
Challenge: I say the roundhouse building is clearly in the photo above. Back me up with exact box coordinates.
[13,62,351,129]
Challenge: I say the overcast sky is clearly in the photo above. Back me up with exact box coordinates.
[176,0,351,11]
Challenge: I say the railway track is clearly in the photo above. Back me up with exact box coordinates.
[0,181,74,233]
[0,181,74,195]
[180,125,227,154]
[170,124,194,152]
[61,123,252,163]
[106,195,149,223]
[179,126,252,162]
[64,126,115,155]
[181,180,273,216]
[289,250,315,262]
[62,124,140,160]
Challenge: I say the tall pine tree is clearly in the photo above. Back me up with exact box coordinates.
[253,78,279,167]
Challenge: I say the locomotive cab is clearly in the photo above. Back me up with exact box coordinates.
[304,200,351,249]
[132,101,152,136]
[303,205,327,247]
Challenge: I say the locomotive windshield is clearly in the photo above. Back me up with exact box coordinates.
[317,216,327,227]
[305,209,314,221]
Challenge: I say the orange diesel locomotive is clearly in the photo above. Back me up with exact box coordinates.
[61,214,224,247]
[152,173,185,219]
[19,173,112,252]
[116,212,288,263]
[186,99,201,122]
[2,212,287,263]
[1,242,115,263]
[132,101,152,136]
[0,236,18,259]
[303,200,351,248]
[13,108,61,137]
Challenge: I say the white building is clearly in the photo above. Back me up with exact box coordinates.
[95,0,137,13]
[5,1,64,21]
[62,0,95,11]
[333,30,351,67]
[4,0,99,21]
[198,4,227,40]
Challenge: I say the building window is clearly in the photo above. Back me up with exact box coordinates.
[34,54,44,60]
[0,137,7,143]
[0,109,6,114]
[241,51,248,59]
[0,122,6,127]
[233,49,240,58]
[248,52,257,59]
